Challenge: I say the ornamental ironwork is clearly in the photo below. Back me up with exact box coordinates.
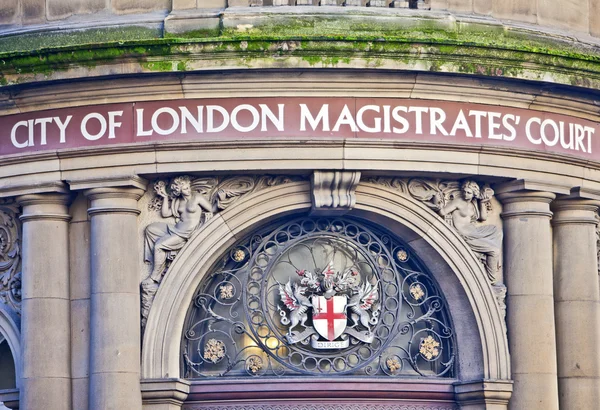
[182,217,455,378]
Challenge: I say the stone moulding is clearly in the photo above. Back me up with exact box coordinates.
[311,170,361,215]
[365,176,506,316]
[140,174,303,327]
[0,199,21,318]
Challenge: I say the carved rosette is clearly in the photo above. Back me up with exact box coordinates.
[0,199,22,316]
[366,177,506,316]
[141,175,302,328]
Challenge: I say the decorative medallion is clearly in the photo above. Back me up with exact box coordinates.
[232,249,246,262]
[396,249,409,262]
[386,357,401,372]
[183,217,455,378]
[246,355,263,374]
[203,339,226,363]
[219,284,234,300]
[409,283,425,301]
[419,335,441,360]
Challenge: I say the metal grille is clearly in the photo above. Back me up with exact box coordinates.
[182,217,454,378]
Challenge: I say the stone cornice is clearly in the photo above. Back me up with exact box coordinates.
[2,9,600,90]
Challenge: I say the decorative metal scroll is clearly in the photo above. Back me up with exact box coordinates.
[182,217,455,378]
[0,199,21,316]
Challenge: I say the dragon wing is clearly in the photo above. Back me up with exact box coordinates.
[360,281,379,310]
[279,280,299,311]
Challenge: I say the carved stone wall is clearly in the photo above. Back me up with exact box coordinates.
[0,199,21,319]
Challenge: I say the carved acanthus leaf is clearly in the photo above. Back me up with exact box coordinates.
[0,199,21,316]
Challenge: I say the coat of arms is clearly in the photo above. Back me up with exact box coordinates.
[278,262,380,349]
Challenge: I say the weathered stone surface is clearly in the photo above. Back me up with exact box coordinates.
[591,0,600,37]
[0,0,19,25]
[198,0,227,7]
[493,0,537,24]
[21,0,45,23]
[538,0,588,32]
[112,0,169,13]
[47,0,105,21]
[172,0,196,9]
[228,0,250,6]
[473,0,491,14]
[448,0,472,13]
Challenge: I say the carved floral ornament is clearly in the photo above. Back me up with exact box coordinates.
[0,199,22,317]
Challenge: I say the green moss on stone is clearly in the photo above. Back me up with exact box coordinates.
[2,14,600,88]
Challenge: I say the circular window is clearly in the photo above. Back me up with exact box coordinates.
[182,217,455,378]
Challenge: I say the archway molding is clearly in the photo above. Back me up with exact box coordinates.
[0,308,20,388]
[142,180,510,385]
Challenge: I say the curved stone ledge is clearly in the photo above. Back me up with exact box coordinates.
[2,8,600,89]
[0,139,598,200]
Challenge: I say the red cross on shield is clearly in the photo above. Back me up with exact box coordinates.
[312,295,347,341]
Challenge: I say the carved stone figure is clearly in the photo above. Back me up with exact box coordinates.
[432,180,502,285]
[141,174,301,327]
[143,176,217,287]
[366,176,506,316]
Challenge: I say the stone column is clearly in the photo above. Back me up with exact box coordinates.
[17,193,72,410]
[85,187,145,410]
[551,199,600,410]
[498,189,559,410]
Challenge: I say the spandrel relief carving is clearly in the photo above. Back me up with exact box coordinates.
[140,175,301,327]
[366,177,505,316]
[0,199,21,317]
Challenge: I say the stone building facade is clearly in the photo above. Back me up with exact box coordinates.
[1,1,600,409]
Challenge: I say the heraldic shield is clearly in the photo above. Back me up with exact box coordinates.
[312,295,347,341]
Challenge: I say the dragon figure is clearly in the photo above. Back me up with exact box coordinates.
[278,280,312,334]
[347,281,380,332]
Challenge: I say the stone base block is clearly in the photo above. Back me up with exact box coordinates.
[295,0,312,4]
[228,0,249,6]
[368,0,387,6]
[346,0,363,5]
[321,0,338,5]
[164,10,221,36]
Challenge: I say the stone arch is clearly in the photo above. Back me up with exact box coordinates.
[0,309,20,389]
[142,181,510,383]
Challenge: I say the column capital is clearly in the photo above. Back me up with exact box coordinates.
[17,193,72,222]
[85,187,146,216]
[551,198,600,226]
[497,190,556,220]
[68,175,147,192]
